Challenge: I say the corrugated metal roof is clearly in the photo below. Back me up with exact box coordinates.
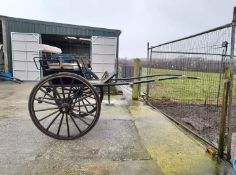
[1,15,121,37]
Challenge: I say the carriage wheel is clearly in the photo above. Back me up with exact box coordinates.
[28,72,101,140]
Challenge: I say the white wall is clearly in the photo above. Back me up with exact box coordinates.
[11,32,40,80]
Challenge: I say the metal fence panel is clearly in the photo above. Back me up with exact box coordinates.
[147,24,233,148]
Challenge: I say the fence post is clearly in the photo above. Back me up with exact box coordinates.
[132,58,141,100]
[146,42,150,102]
[218,67,231,158]
[226,7,236,161]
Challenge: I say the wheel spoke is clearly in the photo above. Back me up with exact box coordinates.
[84,98,95,108]
[69,113,81,133]
[82,100,89,113]
[39,110,60,122]
[48,81,62,100]
[59,77,66,99]
[46,112,61,131]
[71,112,91,125]
[70,87,82,103]
[79,100,81,113]
[57,114,64,135]
[35,98,57,106]
[74,103,96,107]
[84,92,95,99]
[66,114,70,137]
[35,107,59,112]
[68,79,75,98]
[39,87,55,100]
[72,93,94,105]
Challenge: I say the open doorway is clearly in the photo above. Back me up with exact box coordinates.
[41,34,91,67]
[41,34,91,56]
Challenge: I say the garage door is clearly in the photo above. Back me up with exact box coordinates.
[91,36,117,78]
[11,32,40,81]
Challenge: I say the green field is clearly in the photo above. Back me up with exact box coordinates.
[142,68,227,104]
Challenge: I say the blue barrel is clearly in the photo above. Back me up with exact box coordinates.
[2,72,12,78]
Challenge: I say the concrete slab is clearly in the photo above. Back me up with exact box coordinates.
[128,101,232,175]
[0,82,163,175]
[0,82,233,175]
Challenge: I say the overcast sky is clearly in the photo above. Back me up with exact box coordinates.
[0,0,235,58]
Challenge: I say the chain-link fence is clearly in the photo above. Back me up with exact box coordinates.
[146,22,236,158]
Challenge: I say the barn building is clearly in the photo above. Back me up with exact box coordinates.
[0,16,121,80]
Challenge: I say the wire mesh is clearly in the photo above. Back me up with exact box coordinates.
[148,24,233,146]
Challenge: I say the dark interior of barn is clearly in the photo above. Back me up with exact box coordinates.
[41,34,91,58]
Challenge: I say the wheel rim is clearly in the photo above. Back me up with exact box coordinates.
[29,73,101,140]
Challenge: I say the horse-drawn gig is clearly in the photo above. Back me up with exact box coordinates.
[28,44,198,140]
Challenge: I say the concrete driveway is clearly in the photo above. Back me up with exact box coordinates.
[0,82,162,175]
[0,82,233,175]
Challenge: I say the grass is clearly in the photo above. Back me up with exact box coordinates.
[142,68,227,104]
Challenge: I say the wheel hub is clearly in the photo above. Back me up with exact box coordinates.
[60,103,71,113]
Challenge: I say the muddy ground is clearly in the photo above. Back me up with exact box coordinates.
[150,100,234,145]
